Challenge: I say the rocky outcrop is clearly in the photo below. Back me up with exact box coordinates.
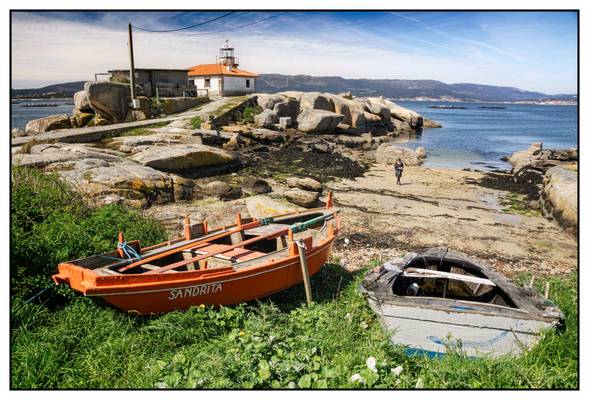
[273,98,300,120]
[74,90,93,113]
[254,109,279,128]
[256,94,287,110]
[203,181,242,199]
[383,99,423,128]
[297,109,344,133]
[300,92,335,112]
[375,143,426,166]
[85,81,131,123]
[508,142,578,176]
[60,163,194,207]
[284,188,320,207]
[25,114,71,135]
[286,176,322,192]
[12,143,122,168]
[246,195,302,219]
[541,166,577,233]
[130,144,236,171]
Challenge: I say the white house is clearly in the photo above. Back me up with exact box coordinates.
[188,40,258,96]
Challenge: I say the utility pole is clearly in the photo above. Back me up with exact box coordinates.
[128,22,138,109]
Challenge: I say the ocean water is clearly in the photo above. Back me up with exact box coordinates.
[10,98,577,171]
[11,99,74,131]
[394,101,578,170]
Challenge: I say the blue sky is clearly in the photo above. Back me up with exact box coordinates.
[11,11,578,93]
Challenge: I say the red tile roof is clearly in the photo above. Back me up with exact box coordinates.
[187,64,258,78]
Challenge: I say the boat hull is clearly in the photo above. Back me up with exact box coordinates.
[88,239,333,314]
[367,298,554,357]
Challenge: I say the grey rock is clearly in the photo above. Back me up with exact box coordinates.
[74,90,92,112]
[130,144,236,171]
[85,81,131,123]
[286,176,322,192]
[375,144,425,166]
[273,98,300,120]
[254,109,279,128]
[284,188,320,207]
[297,109,344,133]
[300,92,335,112]
[256,94,287,110]
[25,114,71,135]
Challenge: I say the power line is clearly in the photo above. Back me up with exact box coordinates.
[132,12,236,33]
[181,12,288,36]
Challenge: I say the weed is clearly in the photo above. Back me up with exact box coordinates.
[190,116,203,129]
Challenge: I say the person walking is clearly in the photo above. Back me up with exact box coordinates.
[394,158,404,185]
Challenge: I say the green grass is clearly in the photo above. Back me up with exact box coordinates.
[189,116,203,129]
[11,261,577,389]
[10,167,578,389]
[119,122,170,137]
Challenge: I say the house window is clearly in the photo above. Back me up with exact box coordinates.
[245,79,250,88]
[204,78,211,88]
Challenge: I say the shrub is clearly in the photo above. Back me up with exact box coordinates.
[242,106,262,123]
[10,167,168,298]
[190,116,202,129]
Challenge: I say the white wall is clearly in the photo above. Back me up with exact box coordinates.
[189,76,222,96]
[222,76,256,95]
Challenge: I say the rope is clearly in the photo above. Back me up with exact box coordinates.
[11,284,54,314]
[117,241,142,260]
[133,12,235,33]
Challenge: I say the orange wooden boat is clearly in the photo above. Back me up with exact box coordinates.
[52,195,340,314]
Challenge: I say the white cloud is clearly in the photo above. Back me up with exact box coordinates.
[10,12,577,94]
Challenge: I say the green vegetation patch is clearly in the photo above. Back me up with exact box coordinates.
[242,106,263,123]
[189,116,203,129]
[500,192,541,217]
[119,121,170,137]
[10,167,167,298]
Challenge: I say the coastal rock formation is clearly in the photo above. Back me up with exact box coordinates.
[203,181,242,199]
[130,144,236,171]
[300,92,335,112]
[508,142,578,175]
[60,163,194,207]
[73,90,92,113]
[284,188,320,207]
[242,178,272,195]
[286,176,322,192]
[297,109,344,133]
[541,166,577,234]
[85,81,131,123]
[254,109,279,128]
[383,99,424,128]
[24,114,71,135]
[273,98,300,120]
[246,195,302,219]
[375,143,426,166]
[12,143,122,168]
[256,94,287,110]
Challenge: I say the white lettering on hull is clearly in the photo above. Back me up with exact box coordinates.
[168,283,223,301]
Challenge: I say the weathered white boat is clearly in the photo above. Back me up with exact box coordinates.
[360,247,564,357]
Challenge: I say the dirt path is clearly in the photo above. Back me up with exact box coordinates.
[327,163,577,277]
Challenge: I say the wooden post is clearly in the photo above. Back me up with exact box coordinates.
[326,191,333,209]
[296,239,313,305]
[127,23,137,106]
[235,213,242,227]
[117,231,124,257]
[184,215,191,240]
[544,282,550,299]
[203,220,208,235]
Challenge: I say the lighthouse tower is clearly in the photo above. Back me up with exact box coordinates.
[217,39,239,71]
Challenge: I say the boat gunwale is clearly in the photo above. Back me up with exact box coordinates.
[83,236,335,297]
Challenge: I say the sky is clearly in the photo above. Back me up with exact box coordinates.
[11,11,578,94]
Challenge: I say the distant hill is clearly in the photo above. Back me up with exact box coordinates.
[12,76,576,103]
[257,74,577,102]
[12,81,86,99]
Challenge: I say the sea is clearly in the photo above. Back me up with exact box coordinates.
[11,99,578,171]
[394,101,578,170]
